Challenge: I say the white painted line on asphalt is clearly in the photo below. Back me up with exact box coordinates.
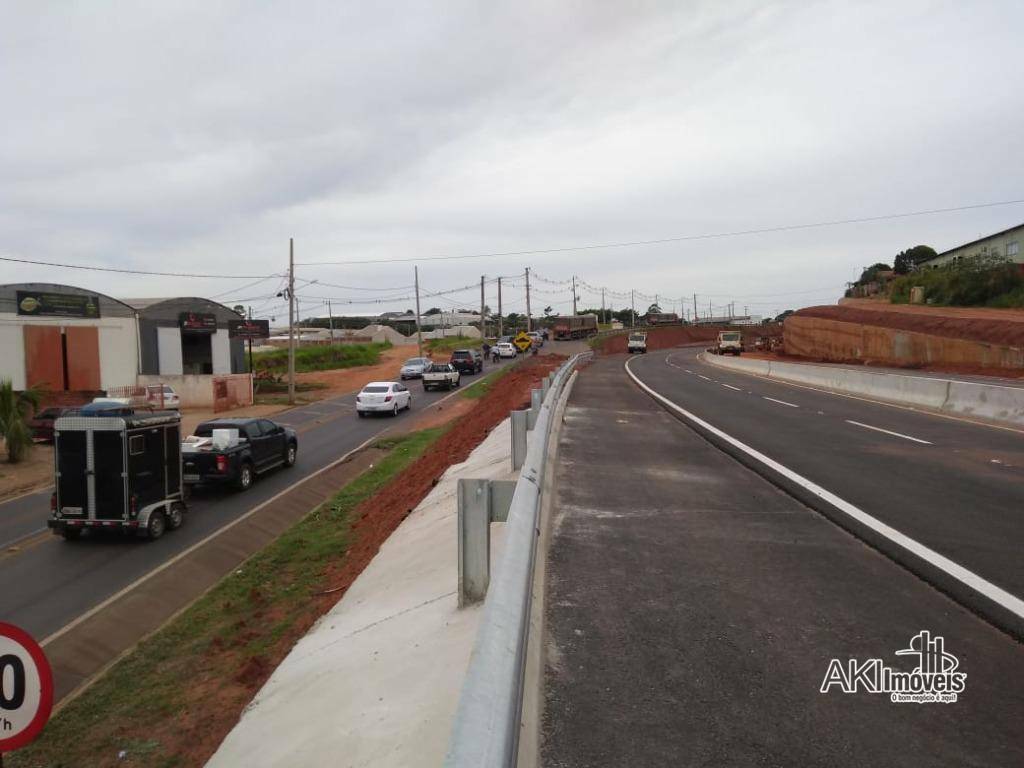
[721,383,742,391]
[685,369,694,374]
[846,420,932,445]
[624,357,1024,624]
[698,375,712,381]
[40,430,386,649]
[763,396,799,408]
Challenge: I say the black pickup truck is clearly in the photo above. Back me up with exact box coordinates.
[182,418,297,491]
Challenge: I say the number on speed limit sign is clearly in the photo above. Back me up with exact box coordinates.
[0,623,53,754]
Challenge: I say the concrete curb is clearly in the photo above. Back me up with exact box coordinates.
[702,352,1024,427]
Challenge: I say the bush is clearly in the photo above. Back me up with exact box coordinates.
[252,342,391,375]
[890,256,1024,307]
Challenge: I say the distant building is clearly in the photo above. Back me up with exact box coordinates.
[918,223,1023,268]
[420,311,479,328]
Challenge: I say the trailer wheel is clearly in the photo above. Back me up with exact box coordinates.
[61,528,82,541]
[167,503,184,531]
[147,510,166,541]
[237,462,254,491]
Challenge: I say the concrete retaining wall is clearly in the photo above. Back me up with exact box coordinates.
[137,373,253,409]
[784,315,1024,371]
[702,352,1024,427]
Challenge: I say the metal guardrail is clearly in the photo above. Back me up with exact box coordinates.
[445,351,590,768]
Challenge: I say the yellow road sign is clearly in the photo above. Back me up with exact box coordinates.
[513,332,533,352]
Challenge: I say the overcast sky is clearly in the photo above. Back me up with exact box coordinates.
[2,0,1023,320]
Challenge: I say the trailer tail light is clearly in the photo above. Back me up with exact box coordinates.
[129,494,138,518]
[51,493,57,513]
[216,455,228,473]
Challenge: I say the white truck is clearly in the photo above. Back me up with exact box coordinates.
[715,331,743,355]
[627,332,647,354]
[421,362,461,391]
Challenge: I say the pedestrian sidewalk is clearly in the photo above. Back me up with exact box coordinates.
[207,419,516,768]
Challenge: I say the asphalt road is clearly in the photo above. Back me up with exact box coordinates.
[543,355,1024,767]
[628,347,1024,608]
[0,357,513,641]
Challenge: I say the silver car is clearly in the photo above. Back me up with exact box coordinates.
[399,357,431,379]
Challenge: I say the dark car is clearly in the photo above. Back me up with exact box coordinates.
[183,418,298,491]
[450,348,484,375]
[29,407,70,442]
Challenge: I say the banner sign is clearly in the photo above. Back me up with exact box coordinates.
[228,319,270,340]
[179,312,218,333]
[16,291,100,319]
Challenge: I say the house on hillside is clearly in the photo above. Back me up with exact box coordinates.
[918,223,1023,269]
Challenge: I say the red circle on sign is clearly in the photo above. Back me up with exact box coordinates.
[0,622,54,753]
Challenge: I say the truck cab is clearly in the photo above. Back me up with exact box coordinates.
[627,332,647,354]
[716,331,743,356]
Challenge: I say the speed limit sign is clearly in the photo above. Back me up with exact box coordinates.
[0,623,53,754]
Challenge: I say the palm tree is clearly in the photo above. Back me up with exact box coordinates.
[0,379,41,463]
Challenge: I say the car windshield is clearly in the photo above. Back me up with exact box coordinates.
[451,351,470,358]
[722,333,741,341]
[403,359,424,366]
[428,364,449,372]
[193,423,235,437]
[629,334,645,341]
[362,385,389,393]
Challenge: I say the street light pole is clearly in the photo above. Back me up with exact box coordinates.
[287,238,295,405]
[414,265,423,357]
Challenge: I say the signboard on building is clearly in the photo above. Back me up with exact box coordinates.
[179,312,217,333]
[228,319,270,340]
[16,290,100,319]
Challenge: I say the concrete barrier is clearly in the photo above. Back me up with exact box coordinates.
[702,352,1024,427]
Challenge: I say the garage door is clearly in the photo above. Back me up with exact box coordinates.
[24,326,64,390]
[65,326,101,390]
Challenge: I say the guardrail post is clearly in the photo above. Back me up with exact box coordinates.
[458,478,491,607]
[527,388,542,430]
[511,410,528,470]
[541,376,550,400]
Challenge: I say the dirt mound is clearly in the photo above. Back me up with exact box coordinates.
[795,305,1024,347]
[597,326,721,354]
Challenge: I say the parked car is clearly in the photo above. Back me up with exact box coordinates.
[399,357,431,380]
[356,381,412,417]
[183,418,298,492]
[450,348,484,374]
[145,384,180,409]
[29,406,70,442]
[494,342,517,359]
[422,362,461,391]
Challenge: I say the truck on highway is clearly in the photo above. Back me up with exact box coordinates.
[422,362,461,391]
[48,402,186,541]
[182,418,297,492]
[552,313,598,340]
[715,331,743,355]
[627,332,647,353]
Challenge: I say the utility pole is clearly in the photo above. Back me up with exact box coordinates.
[601,288,605,326]
[327,299,334,342]
[480,275,486,339]
[571,275,578,316]
[414,265,423,357]
[693,293,698,324]
[247,306,254,374]
[631,289,635,328]
[497,277,503,338]
[287,238,295,405]
[525,267,532,332]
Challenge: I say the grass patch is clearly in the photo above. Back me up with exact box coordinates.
[425,336,483,354]
[10,426,445,768]
[461,364,513,399]
[890,256,1024,307]
[252,342,391,375]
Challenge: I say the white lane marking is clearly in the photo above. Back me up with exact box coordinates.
[624,357,1024,623]
[698,375,712,381]
[685,369,694,374]
[846,420,932,445]
[763,396,799,408]
[721,383,742,391]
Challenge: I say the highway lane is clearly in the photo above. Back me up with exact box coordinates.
[627,347,1024,617]
[0,359,512,640]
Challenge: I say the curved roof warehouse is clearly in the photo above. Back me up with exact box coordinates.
[0,284,248,400]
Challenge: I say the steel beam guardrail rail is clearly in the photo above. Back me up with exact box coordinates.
[444,351,591,768]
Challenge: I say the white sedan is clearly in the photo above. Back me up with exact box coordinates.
[494,342,518,358]
[356,381,412,417]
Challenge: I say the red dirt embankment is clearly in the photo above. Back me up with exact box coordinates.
[598,326,720,354]
[795,304,1024,347]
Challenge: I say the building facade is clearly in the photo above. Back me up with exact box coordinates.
[124,297,246,376]
[919,223,1023,268]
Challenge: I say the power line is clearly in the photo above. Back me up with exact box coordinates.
[293,199,1024,266]
[0,254,276,279]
